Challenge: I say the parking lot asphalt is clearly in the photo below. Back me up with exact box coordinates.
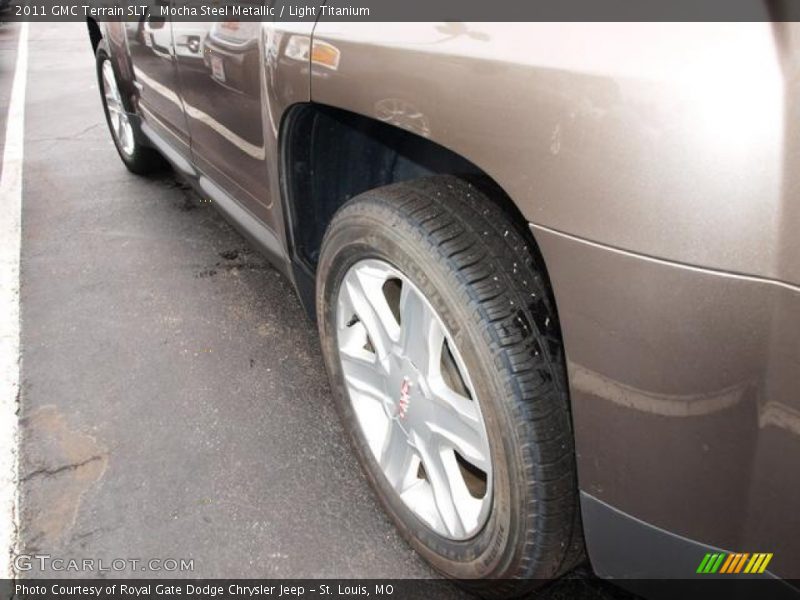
[4,21,635,599]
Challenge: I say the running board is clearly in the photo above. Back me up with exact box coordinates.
[199,176,286,264]
[140,120,195,177]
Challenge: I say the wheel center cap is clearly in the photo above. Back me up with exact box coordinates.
[396,377,412,419]
[385,354,425,426]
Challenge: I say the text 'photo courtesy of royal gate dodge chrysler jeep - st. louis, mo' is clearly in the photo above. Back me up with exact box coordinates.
[87,11,799,597]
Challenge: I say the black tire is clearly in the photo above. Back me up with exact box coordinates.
[317,175,584,594]
[95,40,165,175]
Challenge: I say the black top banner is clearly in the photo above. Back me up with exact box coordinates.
[2,0,800,22]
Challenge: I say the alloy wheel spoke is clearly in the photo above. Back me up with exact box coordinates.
[108,111,118,133]
[399,284,444,376]
[122,120,133,151]
[380,424,417,493]
[103,66,119,103]
[428,410,489,473]
[340,352,389,404]
[105,93,119,112]
[427,382,488,471]
[102,71,112,94]
[416,440,466,538]
[116,117,128,147]
[342,268,398,359]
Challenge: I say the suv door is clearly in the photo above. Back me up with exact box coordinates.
[126,0,190,148]
[172,8,269,220]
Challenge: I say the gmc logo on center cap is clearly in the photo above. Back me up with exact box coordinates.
[397,377,411,419]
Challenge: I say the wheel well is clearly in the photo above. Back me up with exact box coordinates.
[281,105,572,465]
[281,103,536,274]
[87,18,102,53]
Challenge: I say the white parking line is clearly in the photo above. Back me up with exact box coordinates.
[0,21,29,579]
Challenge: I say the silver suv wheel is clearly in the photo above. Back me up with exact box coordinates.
[101,59,135,157]
[336,258,492,540]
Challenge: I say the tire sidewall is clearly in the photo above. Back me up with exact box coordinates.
[317,201,530,579]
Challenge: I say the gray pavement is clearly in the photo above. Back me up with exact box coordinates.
[4,21,633,599]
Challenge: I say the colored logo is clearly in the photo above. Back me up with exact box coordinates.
[697,552,773,574]
[396,378,411,419]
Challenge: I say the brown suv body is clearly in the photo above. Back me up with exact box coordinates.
[93,16,800,580]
